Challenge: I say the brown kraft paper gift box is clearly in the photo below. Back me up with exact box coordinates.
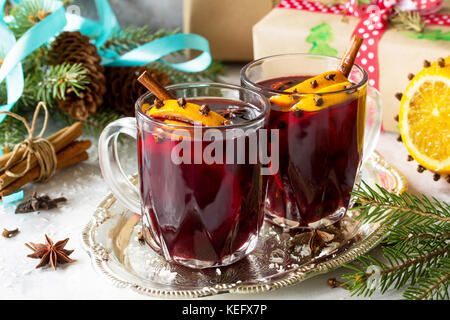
[253,4,450,132]
[183,0,280,61]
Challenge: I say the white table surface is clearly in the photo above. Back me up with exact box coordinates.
[0,65,448,300]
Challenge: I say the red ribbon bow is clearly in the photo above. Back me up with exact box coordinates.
[277,0,449,88]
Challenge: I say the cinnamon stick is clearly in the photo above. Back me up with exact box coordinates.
[137,71,174,101]
[0,140,91,198]
[0,122,80,170]
[337,36,364,78]
[0,122,84,189]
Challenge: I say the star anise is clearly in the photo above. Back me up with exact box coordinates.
[25,235,75,270]
[290,229,337,257]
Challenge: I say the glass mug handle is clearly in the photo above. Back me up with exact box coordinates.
[363,86,383,162]
[98,117,141,214]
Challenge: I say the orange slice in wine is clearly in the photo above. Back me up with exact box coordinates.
[290,81,356,112]
[144,99,227,127]
[269,71,349,108]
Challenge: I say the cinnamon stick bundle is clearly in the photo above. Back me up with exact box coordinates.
[0,122,83,189]
[0,125,78,169]
[0,140,91,199]
[0,121,91,198]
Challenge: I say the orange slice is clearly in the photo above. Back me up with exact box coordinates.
[290,81,355,112]
[269,71,349,108]
[144,99,227,127]
[399,56,450,174]
[286,71,348,94]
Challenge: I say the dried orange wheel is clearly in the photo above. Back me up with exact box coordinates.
[399,56,450,174]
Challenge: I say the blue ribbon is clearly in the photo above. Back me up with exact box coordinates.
[0,0,23,124]
[0,0,212,203]
[0,0,66,123]
[0,0,65,203]
[102,33,212,72]
[1,0,212,125]
[64,0,212,71]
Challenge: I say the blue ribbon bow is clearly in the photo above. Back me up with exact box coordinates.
[0,0,213,202]
[0,0,212,123]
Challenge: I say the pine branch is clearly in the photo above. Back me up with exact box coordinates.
[404,261,450,300]
[343,247,448,296]
[3,0,13,16]
[102,26,179,56]
[0,62,89,145]
[102,25,226,83]
[149,60,226,83]
[0,108,29,148]
[351,182,450,225]
[54,106,125,137]
[390,8,425,33]
[8,0,53,39]
[1,9,226,143]
[341,184,450,300]
[36,62,89,103]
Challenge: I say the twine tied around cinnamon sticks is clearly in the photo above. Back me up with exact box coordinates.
[0,102,57,182]
[0,105,91,199]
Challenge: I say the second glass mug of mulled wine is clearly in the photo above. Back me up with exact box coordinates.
[98,82,270,269]
[241,53,382,229]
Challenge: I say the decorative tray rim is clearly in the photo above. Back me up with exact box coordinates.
[81,151,407,298]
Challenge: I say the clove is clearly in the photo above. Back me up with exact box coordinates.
[327,278,349,290]
[2,228,19,238]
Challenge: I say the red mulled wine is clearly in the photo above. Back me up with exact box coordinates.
[138,98,264,268]
[258,76,365,228]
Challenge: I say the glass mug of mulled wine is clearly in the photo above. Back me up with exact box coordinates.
[241,53,382,229]
[98,83,270,269]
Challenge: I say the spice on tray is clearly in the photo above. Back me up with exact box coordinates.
[327,278,349,290]
[2,228,19,238]
[15,192,67,213]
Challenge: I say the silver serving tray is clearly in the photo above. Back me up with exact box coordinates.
[82,152,406,298]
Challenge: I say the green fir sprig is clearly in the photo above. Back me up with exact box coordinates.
[341,183,449,300]
[390,8,425,33]
[102,26,179,56]
[149,60,226,83]
[36,62,89,102]
[8,0,54,39]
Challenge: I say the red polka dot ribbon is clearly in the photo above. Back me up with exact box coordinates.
[277,0,450,89]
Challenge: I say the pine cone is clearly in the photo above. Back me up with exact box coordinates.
[49,31,106,120]
[104,66,172,116]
